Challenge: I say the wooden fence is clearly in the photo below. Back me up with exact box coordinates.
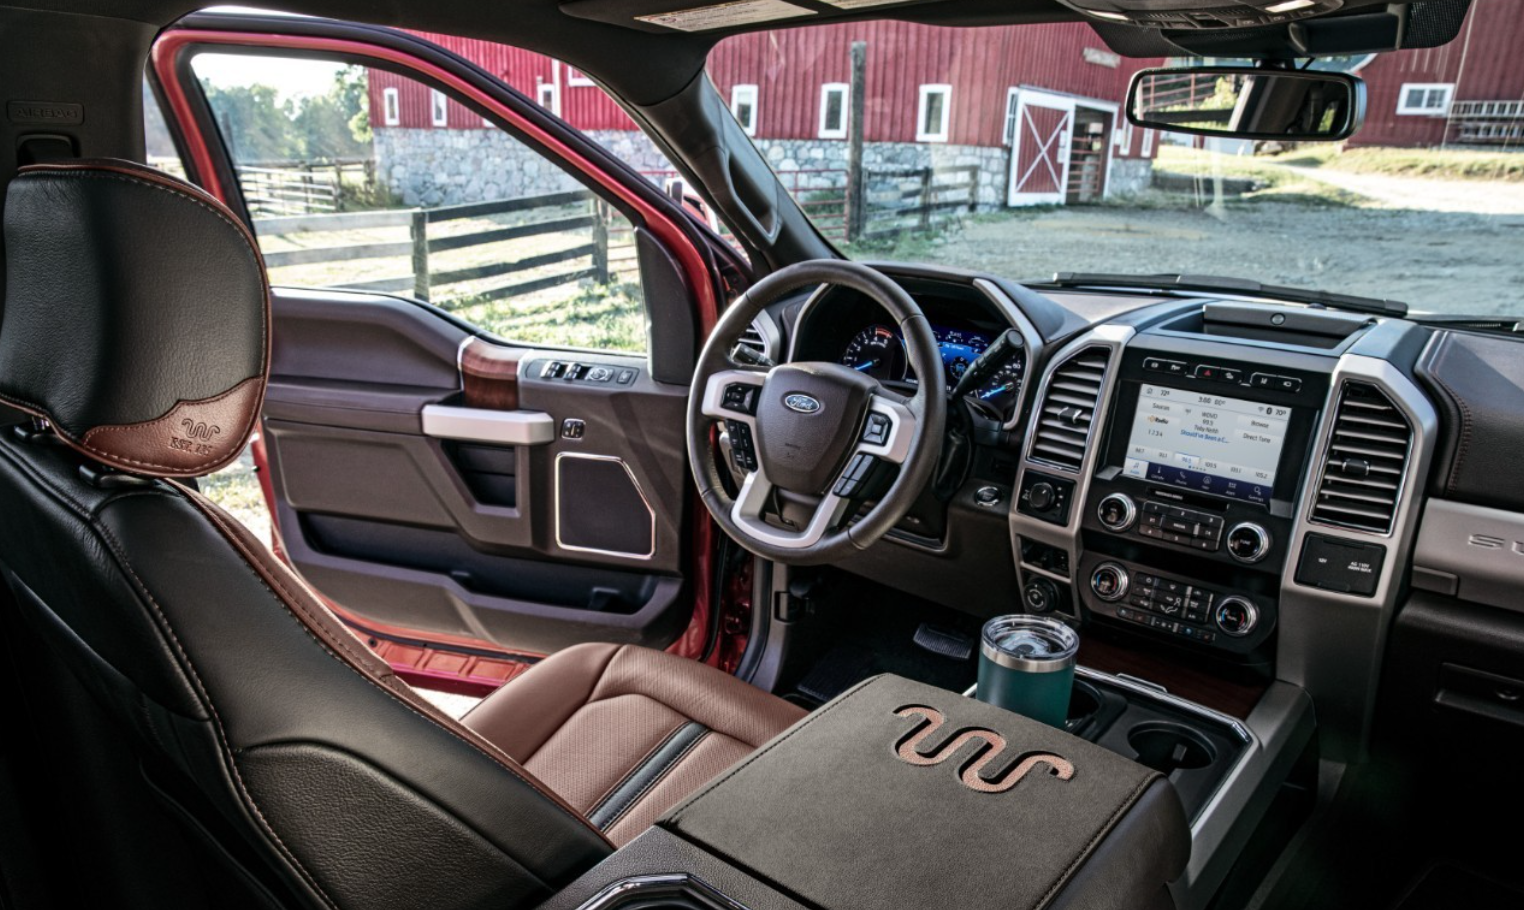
[253,189,621,306]
[857,164,981,239]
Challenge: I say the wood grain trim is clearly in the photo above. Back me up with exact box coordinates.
[1078,635,1268,720]
[460,337,525,411]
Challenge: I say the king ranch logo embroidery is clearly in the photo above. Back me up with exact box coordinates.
[171,418,222,456]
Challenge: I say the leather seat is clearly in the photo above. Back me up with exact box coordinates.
[0,159,801,910]
[465,643,804,846]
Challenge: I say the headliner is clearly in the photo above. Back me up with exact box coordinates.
[0,0,1422,107]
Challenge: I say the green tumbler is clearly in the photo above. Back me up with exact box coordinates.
[975,614,1078,728]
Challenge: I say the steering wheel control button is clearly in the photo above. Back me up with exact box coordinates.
[1096,493,1136,531]
[1226,522,1271,563]
[1294,533,1386,597]
[832,453,879,498]
[861,412,892,446]
[721,382,760,415]
[1089,563,1129,602]
[1214,597,1259,637]
[725,420,758,472]
[974,485,1002,508]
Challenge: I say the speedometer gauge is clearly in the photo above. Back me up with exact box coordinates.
[840,325,908,383]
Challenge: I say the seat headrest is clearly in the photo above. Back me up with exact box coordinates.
[0,159,269,477]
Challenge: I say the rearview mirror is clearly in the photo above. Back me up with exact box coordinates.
[1126,66,1365,142]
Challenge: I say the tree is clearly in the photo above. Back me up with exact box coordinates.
[202,64,371,164]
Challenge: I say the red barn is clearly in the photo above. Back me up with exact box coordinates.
[1349,0,1524,148]
[372,23,1165,210]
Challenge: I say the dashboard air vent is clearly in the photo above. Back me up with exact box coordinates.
[1029,346,1111,472]
[737,322,768,357]
[1310,382,1412,535]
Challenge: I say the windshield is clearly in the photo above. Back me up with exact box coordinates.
[708,20,1524,317]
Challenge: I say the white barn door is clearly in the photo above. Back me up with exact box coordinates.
[1007,90,1076,207]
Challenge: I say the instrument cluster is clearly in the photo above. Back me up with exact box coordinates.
[839,322,1026,416]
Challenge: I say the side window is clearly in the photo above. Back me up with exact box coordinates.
[191,52,649,354]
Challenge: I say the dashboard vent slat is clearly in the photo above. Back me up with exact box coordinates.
[1028,346,1111,473]
[737,323,768,357]
[1310,382,1413,535]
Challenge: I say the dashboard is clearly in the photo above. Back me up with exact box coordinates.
[747,260,1524,784]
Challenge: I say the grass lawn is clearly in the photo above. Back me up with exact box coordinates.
[1270,145,1524,183]
[1153,146,1367,207]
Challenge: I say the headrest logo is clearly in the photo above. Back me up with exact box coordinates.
[892,705,1074,794]
[170,419,223,456]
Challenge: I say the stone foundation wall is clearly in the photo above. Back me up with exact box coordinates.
[373,127,1152,212]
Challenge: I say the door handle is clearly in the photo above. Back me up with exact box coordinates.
[421,404,555,446]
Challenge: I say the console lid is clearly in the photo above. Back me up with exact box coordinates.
[661,675,1189,910]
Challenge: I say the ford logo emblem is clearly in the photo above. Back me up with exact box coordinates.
[783,393,822,414]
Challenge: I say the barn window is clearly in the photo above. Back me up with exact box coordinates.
[1003,89,1020,146]
[917,84,952,143]
[1396,83,1454,116]
[383,87,400,126]
[566,66,595,87]
[731,84,758,136]
[1140,127,1155,157]
[1115,119,1133,156]
[537,82,561,116]
[430,88,448,127]
[818,83,849,139]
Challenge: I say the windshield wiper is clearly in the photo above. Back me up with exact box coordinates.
[1037,272,1409,318]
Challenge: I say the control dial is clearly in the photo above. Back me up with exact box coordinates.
[1028,481,1056,512]
[1214,597,1259,637]
[1096,493,1137,532]
[1225,522,1271,564]
[1022,577,1062,614]
[1089,562,1130,603]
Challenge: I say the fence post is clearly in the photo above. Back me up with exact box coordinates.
[846,41,867,242]
[591,200,610,284]
[918,167,932,231]
[967,165,979,213]
[411,210,430,302]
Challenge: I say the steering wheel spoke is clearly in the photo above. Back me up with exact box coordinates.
[732,467,853,551]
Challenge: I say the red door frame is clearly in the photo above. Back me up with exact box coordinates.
[151,25,732,687]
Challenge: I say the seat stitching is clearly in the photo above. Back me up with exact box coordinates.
[585,718,690,821]
[600,729,714,832]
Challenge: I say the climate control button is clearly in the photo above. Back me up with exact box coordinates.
[1214,596,1259,637]
[1096,493,1137,531]
[1090,562,1130,603]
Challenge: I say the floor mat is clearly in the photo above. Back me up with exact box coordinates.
[1394,863,1524,910]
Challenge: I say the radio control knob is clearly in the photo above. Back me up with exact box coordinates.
[1214,596,1259,637]
[1226,522,1271,563]
[1096,493,1137,532]
[1090,562,1130,603]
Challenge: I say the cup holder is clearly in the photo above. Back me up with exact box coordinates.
[1065,681,1103,732]
[1127,722,1216,774]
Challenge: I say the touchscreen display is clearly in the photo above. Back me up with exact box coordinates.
[1121,384,1292,504]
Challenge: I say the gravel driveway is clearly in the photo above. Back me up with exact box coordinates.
[917,185,1524,317]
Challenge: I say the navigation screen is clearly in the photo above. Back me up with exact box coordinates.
[1121,384,1292,505]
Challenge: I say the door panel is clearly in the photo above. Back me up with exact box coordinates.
[262,287,693,654]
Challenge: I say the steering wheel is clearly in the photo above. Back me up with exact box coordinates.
[687,260,947,565]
